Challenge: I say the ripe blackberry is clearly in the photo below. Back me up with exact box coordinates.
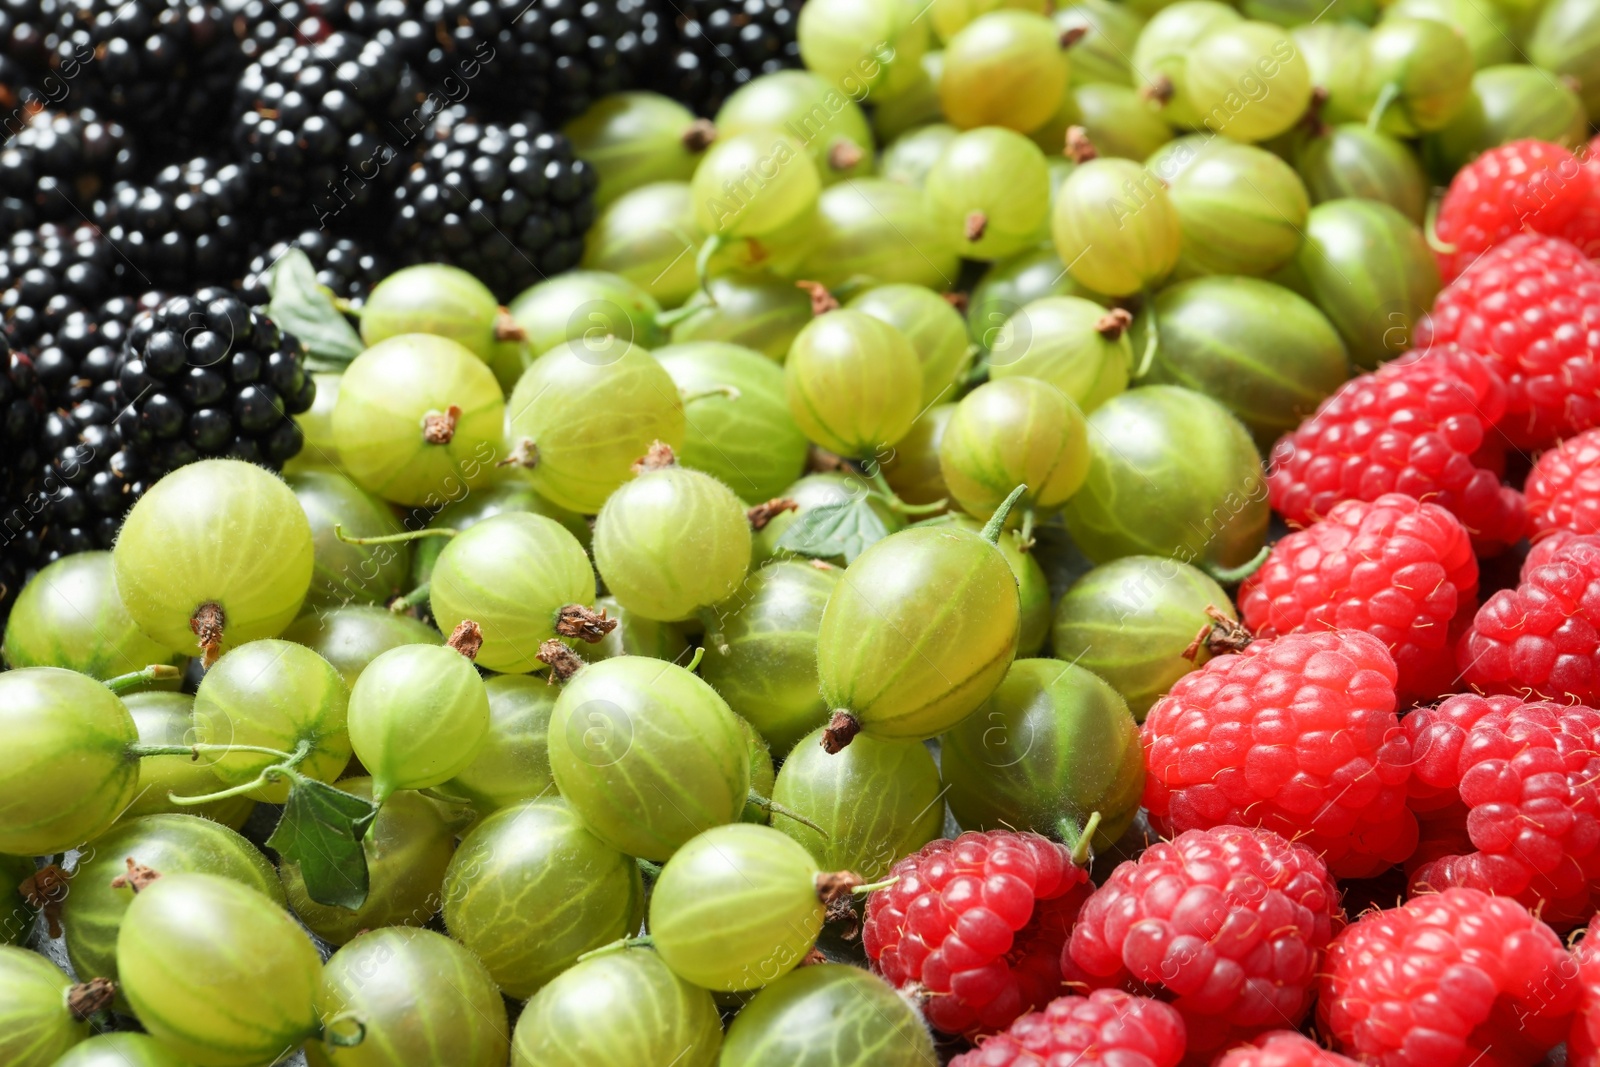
[232,31,434,229]
[0,334,46,614]
[0,222,122,351]
[650,0,804,116]
[0,0,49,69]
[0,108,137,235]
[239,229,391,309]
[93,156,252,289]
[391,110,597,299]
[114,290,314,475]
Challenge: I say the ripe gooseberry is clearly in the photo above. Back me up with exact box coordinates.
[1056,0,1142,87]
[796,179,960,292]
[562,92,707,209]
[439,674,556,812]
[359,263,513,363]
[925,127,1052,260]
[119,692,253,828]
[718,964,936,1067]
[408,475,589,585]
[1292,123,1429,224]
[987,296,1132,414]
[1,855,33,945]
[1360,16,1474,137]
[691,131,821,241]
[1051,140,1181,297]
[1131,1,1242,127]
[1159,140,1310,277]
[52,1034,189,1067]
[287,469,411,608]
[715,71,876,185]
[277,605,440,689]
[581,182,702,309]
[1,552,172,678]
[938,377,1090,527]
[0,946,98,1067]
[881,405,956,508]
[507,269,667,358]
[1183,20,1311,142]
[796,0,929,102]
[668,273,813,361]
[1072,83,1177,160]
[784,309,922,460]
[949,516,1052,655]
[879,122,957,187]
[969,245,1104,353]
[939,10,1071,132]
[847,284,973,409]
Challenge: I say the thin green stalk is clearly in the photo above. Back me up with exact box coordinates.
[103,664,181,694]
[335,524,457,546]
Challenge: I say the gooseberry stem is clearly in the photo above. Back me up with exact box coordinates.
[1365,81,1401,132]
[577,935,655,963]
[1059,811,1103,867]
[1423,197,1457,255]
[334,524,458,545]
[748,792,828,836]
[852,877,898,895]
[162,739,313,805]
[637,857,663,879]
[389,582,431,614]
[1018,507,1036,552]
[685,646,707,671]
[129,742,298,761]
[103,663,181,694]
[320,1013,367,1049]
[863,467,947,517]
[695,235,726,300]
[680,384,741,405]
[981,485,1029,545]
[1204,545,1271,585]
[694,611,727,657]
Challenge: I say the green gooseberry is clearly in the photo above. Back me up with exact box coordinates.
[872,52,945,144]
[1360,17,1474,137]
[2,551,173,677]
[284,369,341,475]
[939,377,1090,522]
[581,181,702,310]
[1526,0,1600,122]
[739,716,776,824]
[1073,83,1175,161]
[1131,0,1242,128]
[0,946,92,1066]
[715,70,876,185]
[347,640,491,803]
[1293,22,1371,124]
[797,0,931,102]
[52,1034,190,1067]
[360,263,514,361]
[1,854,33,945]
[771,727,943,881]
[987,295,1131,412]
[409,475,588,585]
[668,272,814,361]
[969,244,1106,353]
[879,122,957,187]
[691,131,821,239]
[925,127,1052,260]
[1291,123,1428,224]
[119,692,253,829]
[288,468,411,608]
[753,472,905,567]
[563,92,708,209]
[441,674,557,812]
[1052,156,1181,297]
[798,178,960,291]
[718,964,936,1067]
[942,658,1144,850]
[1243,0,1375,24]
[1184,20,1311,143]
[785,309,922,459]
[507,269,667,357]
[1421,66,1589,179]
[847,283,973,407]
[939,10,1070,133]
[278,605,439,689]
[882,405,955,508]
[1164,140,1310,277]
[950,516,1051,656]
[578,594,692,664]
[1384,0,1513,68]
[1057,0,1144,86]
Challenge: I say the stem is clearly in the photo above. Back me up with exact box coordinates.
[1423,197,1457,255]
[577,935,654,963]
[389,582,431,614]
[1018,507,1036,552]
[1204,545,1271,585]
[685,646,707,672]
[320,1013,367,1049]
[331,295,359,317]
[162,739,312,805]
[1366,80,1402,133]
[637,857,663,879]
[1060,811,1103,867]
[103,664,181,694]
[129,742,298,761]
[980,485,1029,545]
[748,792,828,836]
[168,771,281,806]
[680,384,741,404]
[654,303,700,331]
[853,877,898,895]
[864,467,947,517]
[695,235,726,299]
[1134,300,1158,379]
[335,524,458,546]
[694,611,726,658]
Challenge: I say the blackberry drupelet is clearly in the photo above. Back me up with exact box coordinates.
[0,222,122,351]
[114,289,314,476]
[0,334,45,612]
[0,108,137,234]
[651,0,804,116]
[93,156,252,289]
[391,109,597,298]
[239,228,391,308]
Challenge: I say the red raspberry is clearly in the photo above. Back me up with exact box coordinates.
[951,989,1188,1067]
[1062,826,1342,1059]
[1238,494,1478,707]
[863,829,1091,1036]
[1522,529,1588,577]
[1141,630,1416,878]
[1457,533,1600,703]
[1403,693,1600,927]
[1557,136,1600,260]
[1526,428,1600,535]
[1267,347,1527,554]
[1571,914,1600,1067]
[1317,888,1578,1067]
[1214,1031,1363,1067]
[1420,232,1600,449]
[1433,140,1596,282]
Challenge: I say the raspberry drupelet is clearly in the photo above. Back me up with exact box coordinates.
[951,989,1187,1067]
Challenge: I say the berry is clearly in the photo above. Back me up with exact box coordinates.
[1572,914,1600,1067]
[1239,494,1479,707]
[0,108,137,235]
[951,989,1187,1067]
[1063,826,1342,1058]
[1457,533,1600,704]
[1214,1032,1362,1067]
[1432,140,1598,282]
[651,0,804,117]
[390,109,597,299]
[1556,135,1600,260]
[1266,346,1529,554]
[862,829,1091,1036]
[0,223,123,351]
[1419,232,1600,449]
[239,229,391,310]
[1404,694,1600,928]
[1525,427,1600,536]
[1142,629,1416,878]
[1317,888,1577,1067]
[93,157,253,289]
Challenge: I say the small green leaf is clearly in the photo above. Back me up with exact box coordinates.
[776,498,891,563]
[267,774,378,910]
[266,248,364,371]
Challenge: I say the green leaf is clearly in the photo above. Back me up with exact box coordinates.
[776,498,891,563]
[266,248,364,371]
[266,774,378,910]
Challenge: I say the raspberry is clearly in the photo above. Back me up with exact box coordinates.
[1457,533,1600,703]
[1525,428,1600,535]
[1317,888,1578,1067]
[1238,494,1478,707]
[1433,140,1597,283]
[951,989,1188,1067]
[1572,914,1600,1067]
[1214,1031,1362,1067]
[1142,630,1416,878]
[1403,693,1600,927]
[1062,826,1342,1059]
[1267,347,1528,554]
[1557,135,1600,260]
[862,830,1091,1036]
[1420,233,1600,449]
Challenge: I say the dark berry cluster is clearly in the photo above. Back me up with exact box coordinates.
[649,0,804,116]
[93,156,253,288]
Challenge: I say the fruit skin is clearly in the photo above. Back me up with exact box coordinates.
[118,692,252,829]
[409,476,590,584]
[785,309,922,460]
[2,551,173,676]
[1051,556,1235,720]
[1063,385,1269,571]
[1360,17,1474,138]
[1213,1032,1363,1067]
[63,814,284,1007]
[113,459,313,658]
[1525,0,1600,122]
[800,177,962,291]
[277,606,439,690]
[1574,914,1600,1067]
[1,854,33,945]
[289,469,411,608]
[307,927,509,1067]
[1292,123,1428,225]
[118,872,322,1067]
[1317,888,1577,1067]
[712,70,870,186]
[511,947,722,1067]
[348,642,490,803]
[0,945,88,1067]
[1052,157,1181,297]
[668,272,813,362]
[1423,70,1588,188]
[1432,141,1596,283]
[939,377,1090,520]
[1456,534,1600,705]
[52,1033,191,1067]
[849,284,972,408]
[864,829,1091,1035]
[1239,494,1478,706]
[1419,233,1600,449]
[546,656,750,861]
[1065,825,1342,1059]
[359,265,504,362]
[925,126,1051,260]
[0,666,137,855]
[818,523,1020,743]
[1143,629,1415,878]
[770,726,944,882]
[947,516,1051,656]
[1403,695,1600,928]
[440,674,556,812]
[719,963,938,1067]
[952,989,1187,1067]
[986,295,1131,414]
[1528,429,1600,536]
[943,659,1144,853]
[1164,141,1310,278]
[1266,347,1528,554]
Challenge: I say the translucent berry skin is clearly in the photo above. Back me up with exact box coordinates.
[863,829,1090,1036]
[1525,428,1600,536]
[1064,826,1342,1059]
[1456,534,1600,705]
[1266,347,1528,554]
[1142,630,1416,878]
[1317,888,1578,1067]
[1432,140,1596,283]
[719,963,937,1067]
[1239,494,1478,707]
[1404,694,1600,927]
[1420,233,1600,449]
[1214,1031,1363,1067]
[951,989,1187,1067]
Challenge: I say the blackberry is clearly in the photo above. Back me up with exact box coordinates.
[391,109,596,299]
[114,289,314,476]
[0,222,122,351]
[0,0,49,69]
[0,334,45,613]
[93,156,252,289]
[34,292,163,407]
[650,0,804,116]
[239,228,391,309]
[0,108,137,235]
[232,31,434,231]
